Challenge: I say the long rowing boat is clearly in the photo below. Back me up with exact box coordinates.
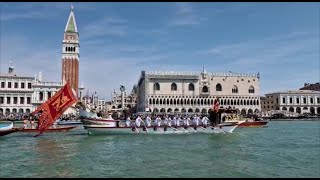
[84,122,238,135]
[13,126,77,133]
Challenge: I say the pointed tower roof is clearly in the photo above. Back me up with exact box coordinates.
[64,5,78,33]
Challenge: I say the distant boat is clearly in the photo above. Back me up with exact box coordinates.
[55,119,83,125]
[0,122,14,131]
[221,110,269,128]
[0,123,20,136]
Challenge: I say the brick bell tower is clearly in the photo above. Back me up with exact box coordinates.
[62,5,80,97]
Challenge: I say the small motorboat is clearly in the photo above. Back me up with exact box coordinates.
[56,119,83,125]
[0,123,20,136]
[0,122,14,131]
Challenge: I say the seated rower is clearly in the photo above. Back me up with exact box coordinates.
[125,116,132,127]
[145,115,152,127]
[135,116,144,128]
[201,116,209,128]
[167,116,172,127]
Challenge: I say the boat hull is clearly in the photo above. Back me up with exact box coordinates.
[81,119,118,126]
[57,121,83,125]
[83,124,238,135]
[0,128,20,136]
[0,122,14,131]
[15,126,77,133]
[238,121,268,127]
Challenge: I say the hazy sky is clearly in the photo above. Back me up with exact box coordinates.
[0,2,319,100]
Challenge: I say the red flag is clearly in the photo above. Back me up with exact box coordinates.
[213,98,220,112]
[32,81,78,137]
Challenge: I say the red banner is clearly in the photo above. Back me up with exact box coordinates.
[32,82,78,137]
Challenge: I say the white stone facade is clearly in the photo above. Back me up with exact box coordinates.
[262,90,320,114]
[0,67,34,116]
[136,68,261,115]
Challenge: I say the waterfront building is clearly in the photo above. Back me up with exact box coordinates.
[108,85,138,114]
[0,6,84,118]
[0,64,34,117]
[300,82,320,91]
[61,5,80,96]
[262,90,320,115]
[136,66,261,115]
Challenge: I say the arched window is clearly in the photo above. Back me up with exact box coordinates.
[202,86,208,93]
[249,86,255,93]
[47,92,52,99]
[188,83,194,91]
[232,85,238,93]
[65,47,68,52]
[171,83,177,91]
[39,92,44,101]
[216,83,222,91]
[154,83,160,91]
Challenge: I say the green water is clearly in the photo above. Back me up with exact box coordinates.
[0,120,319,178]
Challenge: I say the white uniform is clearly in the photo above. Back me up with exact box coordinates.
[155,117,161,127]
[177,117,181,126]
[173,117,177,126]
[202,116,208,126]
[193,116,199,126]
[164,118,168,126]
[146,116,151,127]
[183,117,189,126]
[126,117,131,127]
[168,117,172,127]
[187,117,191,126]
[135,116,142,127]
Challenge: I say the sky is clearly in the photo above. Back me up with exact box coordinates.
[0,2,319,100]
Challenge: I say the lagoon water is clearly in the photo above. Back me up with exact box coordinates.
[0,120,319,178]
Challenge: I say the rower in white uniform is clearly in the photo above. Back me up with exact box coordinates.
[192,115,199,127]
[177,116,181,127]
[164,116,169,126]
[125,116,132,127]
[135,115,144,128]
[145,115,152,127]
[167,116,172,127]
[201,116,209,128]
[183,116,190,128]
[154,116,161,127]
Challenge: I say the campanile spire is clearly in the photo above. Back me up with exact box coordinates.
[62,6,80,97]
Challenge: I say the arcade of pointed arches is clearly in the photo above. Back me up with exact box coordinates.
[0,108,31,115]
[149,107,260,115]
[280,106,320,114]
[147,95,261,115]
[153,82,255,93]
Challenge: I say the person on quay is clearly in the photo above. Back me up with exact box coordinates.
[23,117,28,129]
